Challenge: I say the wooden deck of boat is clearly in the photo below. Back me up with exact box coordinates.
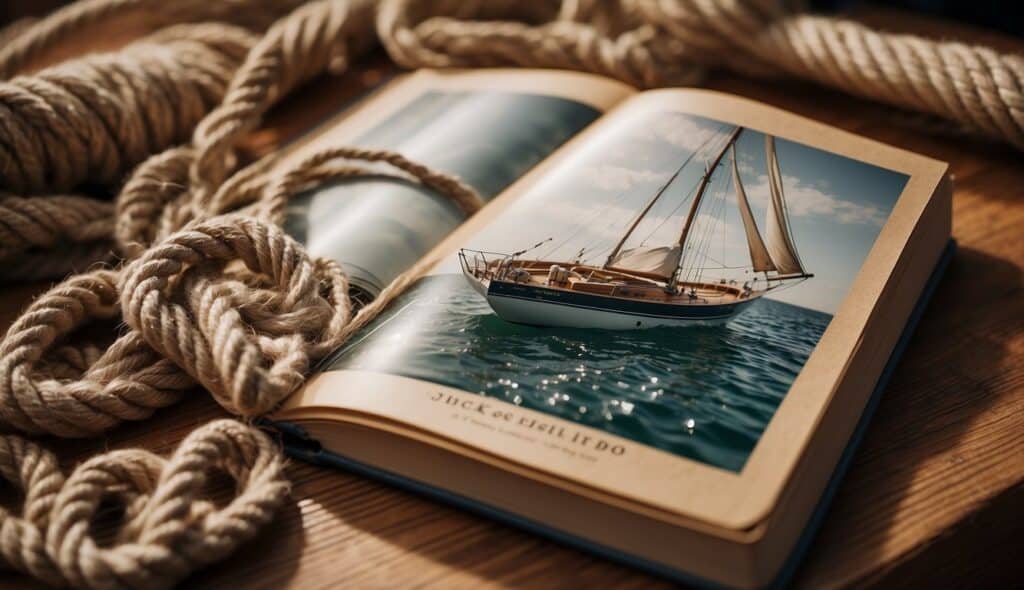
[490,261,752,305]
[529,275,749,305]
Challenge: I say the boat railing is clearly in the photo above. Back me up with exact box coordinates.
[458,248,521,282]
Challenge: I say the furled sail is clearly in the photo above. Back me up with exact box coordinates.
[731,145,775,273]
[764,136,806,276]
[608,245,683,280]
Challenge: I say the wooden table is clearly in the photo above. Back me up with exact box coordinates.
[2,8,1022,590]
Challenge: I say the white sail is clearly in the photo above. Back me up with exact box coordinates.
[731,146,775,273]
[608,245,682,279]
[764,136,806,276]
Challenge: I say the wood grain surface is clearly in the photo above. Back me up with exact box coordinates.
[1,8,1022,590]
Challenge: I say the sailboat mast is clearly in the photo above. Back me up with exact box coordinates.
[669,126,744,284]
[603,151,691,269]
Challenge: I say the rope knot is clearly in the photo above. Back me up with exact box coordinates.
[120,215,351,416]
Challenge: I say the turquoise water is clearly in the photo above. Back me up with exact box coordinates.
[328,274,832,472]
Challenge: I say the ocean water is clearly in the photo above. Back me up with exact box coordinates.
[329,274,832,472]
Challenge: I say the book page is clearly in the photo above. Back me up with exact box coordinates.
[278,69,634,301]
[280,87,947,529]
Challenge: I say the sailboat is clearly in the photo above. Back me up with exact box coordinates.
[459,126,813,330]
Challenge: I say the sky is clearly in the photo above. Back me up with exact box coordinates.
[452,110,909,315]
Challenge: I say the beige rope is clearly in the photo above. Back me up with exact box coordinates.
[0,24,257,282]
[0,0,308,78]
[187,0,379,216]
[380,0,1024,148]
[0,24,256,195]
[2,0,1023,587]
[118,215,352,416]
[1,419,288,590]
[107,0,380,262]
[0,2,479,579]
[0,194,114,281]
[0,269,192,437]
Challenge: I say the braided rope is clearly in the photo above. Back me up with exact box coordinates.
[0,194,114,280]
[0,270,192,437]
[0,0,481,573]
[1,419,288,590]
[380,0,1024,148]
[0,25,257,282]
[119,216,351,416]
[0,24,256,195]
[0,0,308,79]
[1,0,1022,587]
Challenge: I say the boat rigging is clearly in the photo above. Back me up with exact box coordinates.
[459,125,814,329]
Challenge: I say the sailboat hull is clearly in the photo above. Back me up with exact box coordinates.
[484,280,757,330]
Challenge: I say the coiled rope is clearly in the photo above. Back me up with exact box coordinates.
[0,0,1021,588]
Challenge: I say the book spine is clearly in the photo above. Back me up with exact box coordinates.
[262,419,324,463]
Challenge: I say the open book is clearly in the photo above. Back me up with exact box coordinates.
[270,69,953,589]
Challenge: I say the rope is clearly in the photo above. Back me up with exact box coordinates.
[0,24,257,281]
[0,24,257,195]
[0,194,114,280]
[1,0,1022,587]
[0,269,191,437]
[380,0,1024,148]
[0,0,307,78]
[1,419,287,590]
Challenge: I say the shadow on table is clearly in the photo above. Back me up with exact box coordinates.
[316,481,667,588]
[182,494,306,589]
[795,246,1023,588]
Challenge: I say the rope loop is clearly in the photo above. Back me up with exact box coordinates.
[0,269,192,437]
[4,0,1024,587]
[0,419,288,590]
[189,0,379,197]
[119,215,351,416]
[262,145,485,221]
[0,434,65,586]
[2,420,288,589]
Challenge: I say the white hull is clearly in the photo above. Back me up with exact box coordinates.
[484,291,755,330]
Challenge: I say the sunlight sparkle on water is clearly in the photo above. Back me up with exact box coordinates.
[334,276,833,473]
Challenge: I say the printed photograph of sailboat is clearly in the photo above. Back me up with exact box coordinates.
[460,126,812,329]
[325,105,910,471]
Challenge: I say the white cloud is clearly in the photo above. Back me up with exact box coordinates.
[582,165,667,191]
[736,158,758,176]
[743,173,887,227]
[631,113,720,152]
